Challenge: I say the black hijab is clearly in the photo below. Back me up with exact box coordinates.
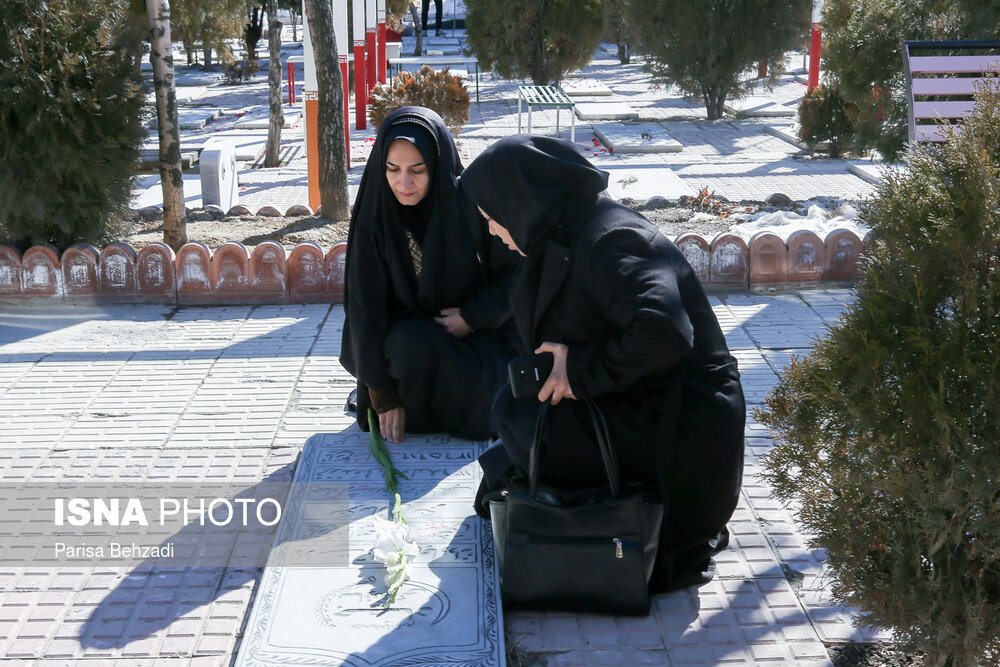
[461,136,608,347]
[460,135,608,255]
[341,107,481,390]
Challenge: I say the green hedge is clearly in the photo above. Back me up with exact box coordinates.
[760,85,1000,666]
[0,0,147,249]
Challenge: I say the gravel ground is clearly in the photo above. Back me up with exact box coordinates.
[120,200,747,251]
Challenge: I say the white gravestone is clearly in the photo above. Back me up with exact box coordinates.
[235,432,505,667]
[200,140,239,211]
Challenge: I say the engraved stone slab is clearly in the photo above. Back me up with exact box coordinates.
[148,107,220,130]
[602,163,696,203]
[235,431,504,667]
[561,78,613,96]
[574,102,638,121]
[725,95,798,117]
[234,106,303,129]
[593,123,683,153]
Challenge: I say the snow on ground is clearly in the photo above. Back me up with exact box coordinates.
[728,198,870,242]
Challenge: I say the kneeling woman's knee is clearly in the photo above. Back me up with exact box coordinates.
[384,317,444,374]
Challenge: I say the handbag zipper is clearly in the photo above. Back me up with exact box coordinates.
[524,534,627,559]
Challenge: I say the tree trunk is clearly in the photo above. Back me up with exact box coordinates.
[617,42,630,65]
[264,0,284,168]
[531,24,548,85]
[246,5,263,61]
[146,0,187,250]
[409,2,422,56]
[303,0,350,219]
[203,46,213,68]
[292,9,298,42]
[703,84,726,120]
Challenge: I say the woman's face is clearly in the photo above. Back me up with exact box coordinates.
[479,206,525,256]
[385,139,430,206]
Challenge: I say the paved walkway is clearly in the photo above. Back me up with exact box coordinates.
[0,290,891,665]
[131,28,879,214]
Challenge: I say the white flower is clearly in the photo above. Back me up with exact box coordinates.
[370,493,418,605]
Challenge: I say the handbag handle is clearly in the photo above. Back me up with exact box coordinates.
[528,399,623,499]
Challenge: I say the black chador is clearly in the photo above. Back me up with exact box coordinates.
[340,107,519,440]
[463,135,746,591]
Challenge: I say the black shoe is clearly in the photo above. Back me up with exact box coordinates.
[346,388,358,413]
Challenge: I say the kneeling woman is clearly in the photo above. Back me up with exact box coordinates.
[464,136,746,591]
[340,107,519,443]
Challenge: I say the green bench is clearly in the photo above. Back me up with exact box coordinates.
[517,85,576,142]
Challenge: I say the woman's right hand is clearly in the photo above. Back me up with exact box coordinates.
[536,342,576,405]
[379,406,406,443]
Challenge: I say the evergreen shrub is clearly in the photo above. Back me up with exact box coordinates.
[626,0,805,120]
[798,84,855,158]
[0,0,146,249]
[465,0,603,86]
[369,66,470,135]
[221,58,260,84]
[759,86,1000,667]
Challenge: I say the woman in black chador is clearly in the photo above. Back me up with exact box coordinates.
[340,107,519,443]
[465,135,746,591]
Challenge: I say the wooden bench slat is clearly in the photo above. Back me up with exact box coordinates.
[908,55,1000,74]
[912,100,977,119]
[913,125,950,142]
[911,76,1000,95]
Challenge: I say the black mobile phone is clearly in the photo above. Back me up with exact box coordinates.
[507,352,554,399]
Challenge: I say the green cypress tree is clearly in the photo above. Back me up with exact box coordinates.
[465,0,604,86]
[759,85,1000,666]
[0,0,146,249]
[821,0,959,161]
[626,0,807,120]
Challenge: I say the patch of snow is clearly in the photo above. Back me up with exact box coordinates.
[728,198,869,242]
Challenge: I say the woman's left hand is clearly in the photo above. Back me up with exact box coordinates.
[536,342,576,405]
[434,307,472,338]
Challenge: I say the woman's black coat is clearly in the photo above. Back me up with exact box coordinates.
[339,107,520,434]
[463,135,746,589]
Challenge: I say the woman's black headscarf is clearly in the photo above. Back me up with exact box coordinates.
[460,135,608,255]
[461,135,608,347]
[340,106,481,391]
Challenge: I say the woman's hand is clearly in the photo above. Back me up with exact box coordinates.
[379,406,406,444]
[433,307,472,338]
[536,342,576,405]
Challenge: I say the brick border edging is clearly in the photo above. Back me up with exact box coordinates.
[0,229,866,304]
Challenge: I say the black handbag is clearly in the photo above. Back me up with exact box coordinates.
[487,400,664,615]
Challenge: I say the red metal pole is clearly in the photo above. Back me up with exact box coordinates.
[287,61,295,104]
[808,22,822,92]
[353,41,366,129]
[341,58,351,161]
[377,22,387,83]
[366,27,377,98]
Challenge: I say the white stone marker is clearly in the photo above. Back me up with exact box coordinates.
[234,106,304,129]
[235,431,504,667]
[561,78,614,96]
[574,102,639,121]
[594,123,683,153]
[200,140,239,211]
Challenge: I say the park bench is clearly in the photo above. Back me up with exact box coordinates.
[903,40,1000,143]
[517,85,576,142]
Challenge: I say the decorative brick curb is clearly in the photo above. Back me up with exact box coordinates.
[136,204,318,219]
[0,240,346,304]
[0,229,864,304]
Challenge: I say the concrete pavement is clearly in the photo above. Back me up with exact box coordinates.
[0,291,893,666]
